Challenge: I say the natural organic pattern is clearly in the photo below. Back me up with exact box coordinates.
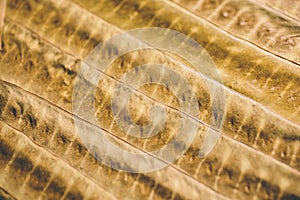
[254,0,300,22]
[171,0,300,64]
[0,0,299,199]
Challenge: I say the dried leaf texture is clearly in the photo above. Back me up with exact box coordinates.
[0,0,299,200]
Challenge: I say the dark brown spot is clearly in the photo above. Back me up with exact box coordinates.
[197,100,203,108]
[8,106,17,118]
[50,131,71,152]
[60,134,68,144]
[218,165,240,189]
[119,0,140,13]
[32,122,54,145]
[86,38,102,50]
[139,174,155,188]
[64,24,76,37]
[256,128,275,153]
[154,184,172,199]
[0,94,8,116]
[29,166,51,191]
[139,6,155,21]
[206,43,229,60]
[0,140,13,165]
[239,174,259,195]
[51,14,62,27]
[230,116,235,126]
[240,123,257,144]
[283,135,300,141]
[201,158,221,177]
[33,9,47,24]
[77,31,89,41]
[151,17,171,28]
[72,140,86,155]
[11,154,33,173]
[24,60,34,72]
[53,62,66,72]
[65,191,83,200]
[0,40,5,52]
[26,113,37,129]
[23,2,32,12]
[45,179,66,200]
[66,68,76,76]
[258,180,280,200]
[174,193,185,200]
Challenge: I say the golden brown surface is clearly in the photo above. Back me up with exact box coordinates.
[0,0,299,199]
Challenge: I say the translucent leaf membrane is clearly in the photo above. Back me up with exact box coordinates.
[8,2,300,122]
[170,0,300,64]
[1,0,300,199]
[0,80,227,200]
[1,66,299,199]
[70,0,299,124]
[1,17,299,171]
[254,0,300,22]
[0,121,117,200]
